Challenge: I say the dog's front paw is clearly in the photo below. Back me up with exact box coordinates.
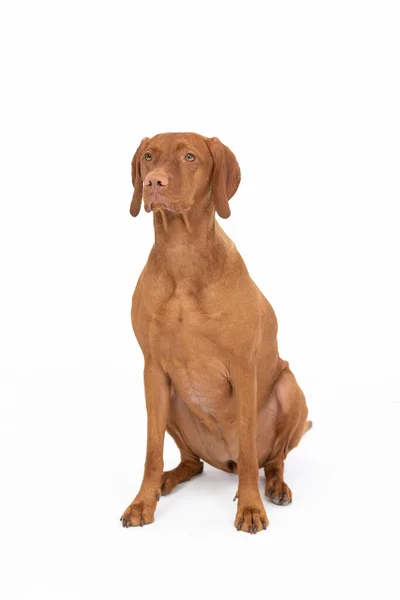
[120,490,160,528]
[234,498,269,534]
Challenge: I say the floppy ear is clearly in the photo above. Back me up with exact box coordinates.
[206,137,241,218]
[130,137,149,217]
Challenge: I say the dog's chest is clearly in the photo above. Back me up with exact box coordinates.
[147,290,224,367]
[132,280,238,442]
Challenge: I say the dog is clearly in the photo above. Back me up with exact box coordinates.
[120,133,311,533]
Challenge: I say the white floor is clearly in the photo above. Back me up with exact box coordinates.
[1,363,399,600]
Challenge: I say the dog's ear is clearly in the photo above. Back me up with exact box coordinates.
[130,137,149,217]
[206,137,241,219]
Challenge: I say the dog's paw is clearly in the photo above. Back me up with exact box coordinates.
[234,500,269,534]
[161,461,203,496]
[161,471,178,496]
[120,491,160,528]
[265,478,292,506]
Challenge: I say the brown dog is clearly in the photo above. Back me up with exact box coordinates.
[121,133,311,533]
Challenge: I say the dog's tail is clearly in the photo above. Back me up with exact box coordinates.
[302,420,313,436]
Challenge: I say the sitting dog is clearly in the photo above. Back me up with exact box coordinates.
[121,133,312,533]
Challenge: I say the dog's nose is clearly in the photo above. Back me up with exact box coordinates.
[144,172,169,188]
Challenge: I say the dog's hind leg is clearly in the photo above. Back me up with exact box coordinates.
[161,426,203,496]
[262,362,312,505]
[264,458,292,505]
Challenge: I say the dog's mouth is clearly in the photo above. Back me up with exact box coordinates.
[144,193,189,214]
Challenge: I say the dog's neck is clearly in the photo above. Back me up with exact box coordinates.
[151,198,231,291]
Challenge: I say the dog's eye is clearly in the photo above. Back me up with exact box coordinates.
[185,153,195,161]
[144,152,153,161]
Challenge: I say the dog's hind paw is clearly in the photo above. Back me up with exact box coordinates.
[265,478,292,506]
[161,460,203,496]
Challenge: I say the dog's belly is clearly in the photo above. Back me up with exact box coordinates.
[166,364,280,472]
[166,361,238,471]
[168,380,280,472]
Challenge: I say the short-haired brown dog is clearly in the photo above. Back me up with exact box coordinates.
[121,133,312,534]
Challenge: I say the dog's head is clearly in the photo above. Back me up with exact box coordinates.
[130,133,241,219]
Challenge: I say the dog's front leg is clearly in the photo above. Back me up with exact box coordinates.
[233,364,268,533]
[121,361,170,528]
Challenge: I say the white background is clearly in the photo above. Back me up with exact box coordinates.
[1,1,399,598]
